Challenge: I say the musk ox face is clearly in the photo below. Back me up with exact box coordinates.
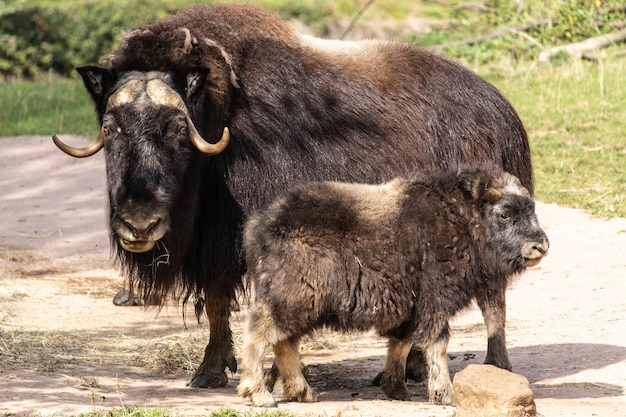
[477,172,549,270]
[52,70,230,253]
[103,104,195,253]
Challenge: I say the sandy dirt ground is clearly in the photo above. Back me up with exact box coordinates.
[1,135,625,417]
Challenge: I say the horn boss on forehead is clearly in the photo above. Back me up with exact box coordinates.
[145,79,229,155]
[52,78,229,157]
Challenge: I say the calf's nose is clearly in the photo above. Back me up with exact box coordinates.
[522,236,549,260]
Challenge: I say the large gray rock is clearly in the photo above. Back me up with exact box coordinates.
[453,364,537,417]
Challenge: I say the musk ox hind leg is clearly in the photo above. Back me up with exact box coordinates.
[273,337,317,403]
[424,327,454,405]
[371,347,428,386]
[379,337,414,401]
[188,295,237,388]
[263,353,310,393]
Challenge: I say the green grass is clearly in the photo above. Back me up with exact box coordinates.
[0,76,98,137]
[485,57,626,217]
[3,57,624,218]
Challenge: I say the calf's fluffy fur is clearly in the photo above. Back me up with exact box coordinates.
[238,164,548,406]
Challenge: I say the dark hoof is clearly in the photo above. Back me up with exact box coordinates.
[187,371,229,388]
[384,387,411,401]
[371,348,426,386]
[112,289,140,306]
[484,354,512,372]
[380,374,411,401]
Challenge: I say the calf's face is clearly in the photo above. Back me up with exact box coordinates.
[461,169,549,271]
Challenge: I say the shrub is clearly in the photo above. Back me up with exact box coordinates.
[0,0,194,79]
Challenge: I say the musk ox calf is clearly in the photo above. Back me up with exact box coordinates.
[238,164,548,407]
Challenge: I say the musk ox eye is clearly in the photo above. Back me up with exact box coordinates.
[178,126,187,136]
[102,126,110,136]
[500,213,510,221]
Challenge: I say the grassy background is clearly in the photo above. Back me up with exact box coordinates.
[490,59,625,217]
[1,0,624,219]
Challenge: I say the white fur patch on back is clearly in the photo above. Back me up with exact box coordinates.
[326,178,407,224]
[298,34,387,61]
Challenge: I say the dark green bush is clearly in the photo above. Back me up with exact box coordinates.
[0,0,195,79]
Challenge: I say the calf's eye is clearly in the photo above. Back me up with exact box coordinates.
[500,213,510,221]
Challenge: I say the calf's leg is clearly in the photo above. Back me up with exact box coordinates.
[238,306,283,407]
[424,326,454,405]
[380,337,413,401]
[371,346,427,386]
[274,337,317,403]
[476,288,512,371]
[188,295,236,388]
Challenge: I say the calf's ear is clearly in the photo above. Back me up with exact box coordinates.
[458,170,484,201]
[76,66,116,115]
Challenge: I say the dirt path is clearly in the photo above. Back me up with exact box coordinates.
[1,136,625,416]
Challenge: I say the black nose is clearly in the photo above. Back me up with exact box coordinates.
[532,236,549,255]
[123,217,161,239]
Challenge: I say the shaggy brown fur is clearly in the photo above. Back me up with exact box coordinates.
[67,4,533,388]
[239,164,548,406]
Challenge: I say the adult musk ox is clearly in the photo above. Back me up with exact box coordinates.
[52,4,533,388]
[238,164,549,407]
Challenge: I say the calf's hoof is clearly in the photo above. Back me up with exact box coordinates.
[252,395,277,408]
[371,349,427,386]
[381,378,411,401]
[484,354,512,372]
[293,387,317,403]
[430,385,455,406]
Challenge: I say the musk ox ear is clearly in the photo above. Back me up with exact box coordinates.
[458,170,483,201]
[76,65,116,114]
[458,165,505,203]
[458,167,498,202]
[184,70,210,100]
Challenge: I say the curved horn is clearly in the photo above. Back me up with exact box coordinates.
[51,80,142,158]
[52,130,104,158]
[190,126,230,155]
[146,79,229,155]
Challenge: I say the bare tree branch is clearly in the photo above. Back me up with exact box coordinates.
[340,0,376,40]
[538,27,626,62]
[431,18,552,49]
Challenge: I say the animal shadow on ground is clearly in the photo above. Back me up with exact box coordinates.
[298,343,625,403]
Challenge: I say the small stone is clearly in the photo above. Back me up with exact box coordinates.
[453,364,537,417]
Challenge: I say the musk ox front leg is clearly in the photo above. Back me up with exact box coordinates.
[476,288,512,371]
[424,327,454,405]
[188,295,237,388]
